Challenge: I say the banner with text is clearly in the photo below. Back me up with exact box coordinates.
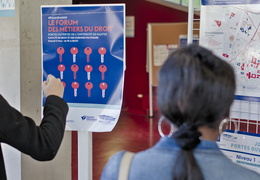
[218,131,260,173]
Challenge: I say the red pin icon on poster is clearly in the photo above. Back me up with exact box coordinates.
[70,47,78,63]
[84,65,93,80]
[98,47,106,63]
[99,82,108,98]
[99,65,107,80]
[58,64,66,79]
[71,82,79,97]
[84,47,92,63]
[71,64,79,80]
[85,82,93,97]
[57,47,65,62]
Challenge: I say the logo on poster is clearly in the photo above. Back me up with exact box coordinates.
[81,115,97,121]
[222,133,238,142]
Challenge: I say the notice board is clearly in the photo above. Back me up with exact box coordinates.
[147,22,199,86]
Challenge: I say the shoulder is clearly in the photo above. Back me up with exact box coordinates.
[223,162,260,180]
[100,151,127,180]
[196,150,260,180]
[219,164,260,180]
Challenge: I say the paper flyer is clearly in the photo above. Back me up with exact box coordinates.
[41,4,125,132]
[153,44,177,66]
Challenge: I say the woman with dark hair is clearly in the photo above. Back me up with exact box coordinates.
[101,44,260,180]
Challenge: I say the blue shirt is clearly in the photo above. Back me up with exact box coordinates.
[101,136,260,180]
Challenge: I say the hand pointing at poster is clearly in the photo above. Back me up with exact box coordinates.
[42,74,64,98]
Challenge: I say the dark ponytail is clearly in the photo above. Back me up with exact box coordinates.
[157,44,236,180]
[173,123,203,180]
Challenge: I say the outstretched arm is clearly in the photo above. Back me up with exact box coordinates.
[0,74,68,160]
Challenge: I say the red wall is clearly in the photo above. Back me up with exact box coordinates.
[74,0,189,114]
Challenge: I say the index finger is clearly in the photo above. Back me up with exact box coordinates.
[47,74,55,81]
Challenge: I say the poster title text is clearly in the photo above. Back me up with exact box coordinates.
[48,19,113,32]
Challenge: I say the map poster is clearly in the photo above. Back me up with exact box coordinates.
[200,0,260,120]
[218,131,260,173]
[41,4,125,132]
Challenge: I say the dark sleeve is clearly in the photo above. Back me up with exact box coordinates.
[0,94,68,161]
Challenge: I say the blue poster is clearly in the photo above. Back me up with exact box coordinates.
[41,4,125,132]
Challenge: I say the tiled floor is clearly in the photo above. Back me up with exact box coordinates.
[92,110,162,180]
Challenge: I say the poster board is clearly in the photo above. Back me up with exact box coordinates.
[147,22,199,86]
